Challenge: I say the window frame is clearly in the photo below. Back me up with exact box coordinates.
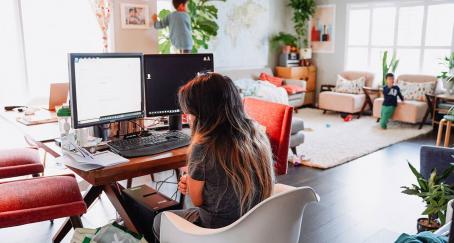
[344,0,454,77]
[9,0,115,100]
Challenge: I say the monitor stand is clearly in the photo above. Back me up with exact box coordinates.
[168,114,182,131]
[94,124,110,141]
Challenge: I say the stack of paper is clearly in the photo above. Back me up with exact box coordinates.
[61,151,129,171]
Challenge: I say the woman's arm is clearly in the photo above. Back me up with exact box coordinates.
[187,176,205,207]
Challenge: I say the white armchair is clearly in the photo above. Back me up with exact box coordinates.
[159,184,319,243]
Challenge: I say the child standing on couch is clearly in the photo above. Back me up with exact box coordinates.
[380,73,404,129]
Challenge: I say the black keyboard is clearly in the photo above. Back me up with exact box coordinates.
[107,131,191,158]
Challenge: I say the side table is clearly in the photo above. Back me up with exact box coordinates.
[360,87,381,118]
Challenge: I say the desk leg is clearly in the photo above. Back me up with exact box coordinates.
[103,183,138,233]
[53,186,103,243]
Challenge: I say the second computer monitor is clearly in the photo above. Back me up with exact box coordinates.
[144,54,214,117]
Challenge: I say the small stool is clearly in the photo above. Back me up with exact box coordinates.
[436,116,454,147]
[0,175,86,231]
[0,148,44,179]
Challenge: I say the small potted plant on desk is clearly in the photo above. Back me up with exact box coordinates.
[401,162,454,232]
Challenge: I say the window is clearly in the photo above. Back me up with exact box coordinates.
[0,0,107,104]
[345,1,454,83]
[0,0,27,104]
[21,0,105,98]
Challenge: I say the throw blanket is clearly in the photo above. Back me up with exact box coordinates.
[233,78,289,105]
[395,232,448,243]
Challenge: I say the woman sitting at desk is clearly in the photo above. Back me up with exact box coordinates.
[153,73,274,239]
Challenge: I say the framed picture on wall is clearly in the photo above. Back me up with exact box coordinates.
[120,3,149,29]
[309,4,336,53]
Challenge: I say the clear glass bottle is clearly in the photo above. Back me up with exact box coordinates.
[56,106,74,155]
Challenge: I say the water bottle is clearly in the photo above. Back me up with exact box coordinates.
[57,106,74,156]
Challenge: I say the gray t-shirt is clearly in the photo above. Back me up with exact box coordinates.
[154,12,193,50]
[188,143,261,228]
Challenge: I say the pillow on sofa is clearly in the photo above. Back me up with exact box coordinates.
[397,80,436,101]
[334,75,365,94]
[282,84,305,95]
[259,72,284,87]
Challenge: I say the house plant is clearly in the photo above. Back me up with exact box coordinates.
[381,51,399,87]
[401,162,454,232]
[158,0,225,54]
[288,0,316,48]
[437,52,454,95]
[270,32,299,50]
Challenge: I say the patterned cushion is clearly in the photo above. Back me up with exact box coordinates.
[334,75,365,94]
[398,80,436,101]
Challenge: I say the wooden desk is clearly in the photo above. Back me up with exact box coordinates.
[47,140,188,242]
[1,108,189,241]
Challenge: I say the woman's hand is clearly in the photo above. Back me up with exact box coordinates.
[151,14,158,23]
[178,174,188,195]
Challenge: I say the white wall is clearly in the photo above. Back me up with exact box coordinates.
[208,0,293,70]
[113,0,158,53]
[312,0,371,89]
[111,0,293,69]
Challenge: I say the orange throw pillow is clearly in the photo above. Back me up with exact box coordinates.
[282,84,305,95]
[259,73,284,87]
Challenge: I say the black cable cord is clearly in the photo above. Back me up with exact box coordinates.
[156,170,176,192]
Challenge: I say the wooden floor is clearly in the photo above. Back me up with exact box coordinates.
[0,114,440,242]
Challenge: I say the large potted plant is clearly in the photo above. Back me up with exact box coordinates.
[437,52,454,95]
[158,0,225,54]
[401,162,454,232]
[288,0,316,48]
[381,50,399,87]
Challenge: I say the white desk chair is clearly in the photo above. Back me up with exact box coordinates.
[160,184,319,243]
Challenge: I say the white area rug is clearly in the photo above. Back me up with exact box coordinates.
[294,108,432,169]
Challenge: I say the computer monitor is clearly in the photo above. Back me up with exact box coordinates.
[68,53,144,129]
[143,54,214,117]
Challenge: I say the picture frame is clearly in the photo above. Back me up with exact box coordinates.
[309,4,336,53]
[120,3,149,29]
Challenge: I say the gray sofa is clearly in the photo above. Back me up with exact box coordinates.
[420,146,454,184]
[217,67,305,155]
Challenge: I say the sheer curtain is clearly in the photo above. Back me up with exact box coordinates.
[0,0,28,105]
[20,0,104,99]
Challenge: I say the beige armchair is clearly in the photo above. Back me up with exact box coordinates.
[319,71,375,117]
[373,74,437,128]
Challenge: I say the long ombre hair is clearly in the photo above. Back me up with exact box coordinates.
[179,73,274,215]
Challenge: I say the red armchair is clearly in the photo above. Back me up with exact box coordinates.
[243,97,293,175]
